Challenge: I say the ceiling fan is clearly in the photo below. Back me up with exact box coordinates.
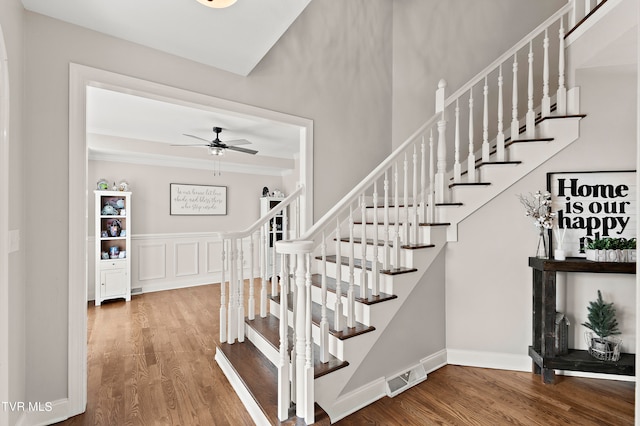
[173,126,258,156]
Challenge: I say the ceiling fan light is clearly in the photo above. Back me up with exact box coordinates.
[196,0,237,8]
[209,146,224,156]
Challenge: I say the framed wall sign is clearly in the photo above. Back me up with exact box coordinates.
[546,170,636,257]
[170,183,227,216]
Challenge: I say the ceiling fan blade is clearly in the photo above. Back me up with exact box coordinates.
[226,145,258,155]
[223,138,252,146]
[183,134,212,143]
[170,143,209,147]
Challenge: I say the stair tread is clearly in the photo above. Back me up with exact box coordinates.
[218,340,331,425]
[353,221,450,227]
[270,293,376,340]
[245,314,350,378]
[321,255,418,275]
[336,237,435,250]
[435,202,463,207]
[449,182,491,187]
[310,274,398,305]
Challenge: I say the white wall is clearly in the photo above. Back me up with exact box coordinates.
[0,0,26,423]
[446,65,637,368]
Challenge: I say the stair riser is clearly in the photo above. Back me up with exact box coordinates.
[364,206,424,224]
[310,285,373,326]
[350,223,444,245]
[449,185,493,205]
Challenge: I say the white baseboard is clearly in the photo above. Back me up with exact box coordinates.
[15,398,69,426]
[421,349,448,374]
[326,377,387,423]
[214,348,270,426]
[446,348,531,372]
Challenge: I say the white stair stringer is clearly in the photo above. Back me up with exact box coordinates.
[312,234,447,422]
[442,116,583,241]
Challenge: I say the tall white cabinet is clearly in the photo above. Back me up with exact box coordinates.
[94,190,132,306]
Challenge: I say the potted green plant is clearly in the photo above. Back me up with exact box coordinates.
[582,290,622,361]
[585,237,636,262]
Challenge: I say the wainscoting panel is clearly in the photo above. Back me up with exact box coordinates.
[138,243,167,281]
[175,241,199,277]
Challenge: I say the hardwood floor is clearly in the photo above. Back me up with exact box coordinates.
[57,283,634,425]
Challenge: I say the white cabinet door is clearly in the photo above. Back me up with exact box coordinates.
[100,268,127,298]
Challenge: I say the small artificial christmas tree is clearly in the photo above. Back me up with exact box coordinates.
[582,290,621,360]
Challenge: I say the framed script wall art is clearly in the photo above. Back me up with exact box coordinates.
[547,170,636,257]
[170,183,227,216]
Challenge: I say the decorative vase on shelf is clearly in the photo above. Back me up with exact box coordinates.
[536,229,548,258]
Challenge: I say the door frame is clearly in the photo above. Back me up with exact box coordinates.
[67,63,313,416]
[0,23,10,426]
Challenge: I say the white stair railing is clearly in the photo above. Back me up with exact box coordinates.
[273,1,600,421]
[218,185,304,345]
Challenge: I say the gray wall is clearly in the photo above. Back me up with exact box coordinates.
[391,0,566,148]
[446,64,637,359]
[0,0,26,423]
[88,160,289,235]
[23,0,393,405]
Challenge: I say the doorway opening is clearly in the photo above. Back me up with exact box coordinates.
[68,64,313,416]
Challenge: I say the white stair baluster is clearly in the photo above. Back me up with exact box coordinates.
[304,253,314,425]
[360,194,367,299]
[584,0,591,16]
[511,54,519,142]
[412,143,419,245]
[428,130,435,223]
[482,76,490,162]
[220,238,227,343]
[497,64,505,161]
[420,136,427,222]
[570,0,577,28]
[403,153,409,246]
[238,239,245,342]
[320,232,329,363]
[542,29,551,117]
[271,218,278,298]
[294,252,306,419]
[393,162,400,267]
[435,113,448,204]
[347,204,356,328]
[228,238,237,343]
[383,170,390,270]
[334,218,344,331]
[526,40,536,138]
[260,224,267,318]
[467,90,476,183]
[248,232,255,321]
[454,99,461,182]
[277,253,290,421]
[557,15,567,115]
[372,182,380,296]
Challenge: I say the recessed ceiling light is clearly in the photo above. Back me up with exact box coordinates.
[196,0,237,8]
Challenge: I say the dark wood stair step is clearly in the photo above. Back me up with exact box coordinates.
[310,274,398,306]
[270,293,376,340]
[336,237,435,251]
[320,255,418,276]
[435,202,463,207]
[245,314,349,379]
[218,339,331,425]
[448,182,491,189]
[353,221,451,227]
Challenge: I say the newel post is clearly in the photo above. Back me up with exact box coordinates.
[434,79,448,204]
[276,240,315,422]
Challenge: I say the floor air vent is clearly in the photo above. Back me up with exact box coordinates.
[385,364,427,397]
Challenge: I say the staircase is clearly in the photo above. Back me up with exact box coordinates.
[214,1,628,424]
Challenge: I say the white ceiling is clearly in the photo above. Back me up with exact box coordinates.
[20,0,312,76]
[86,86,301,176]
[20,0,310,176]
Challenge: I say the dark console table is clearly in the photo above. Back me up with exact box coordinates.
[528,257,636,384]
